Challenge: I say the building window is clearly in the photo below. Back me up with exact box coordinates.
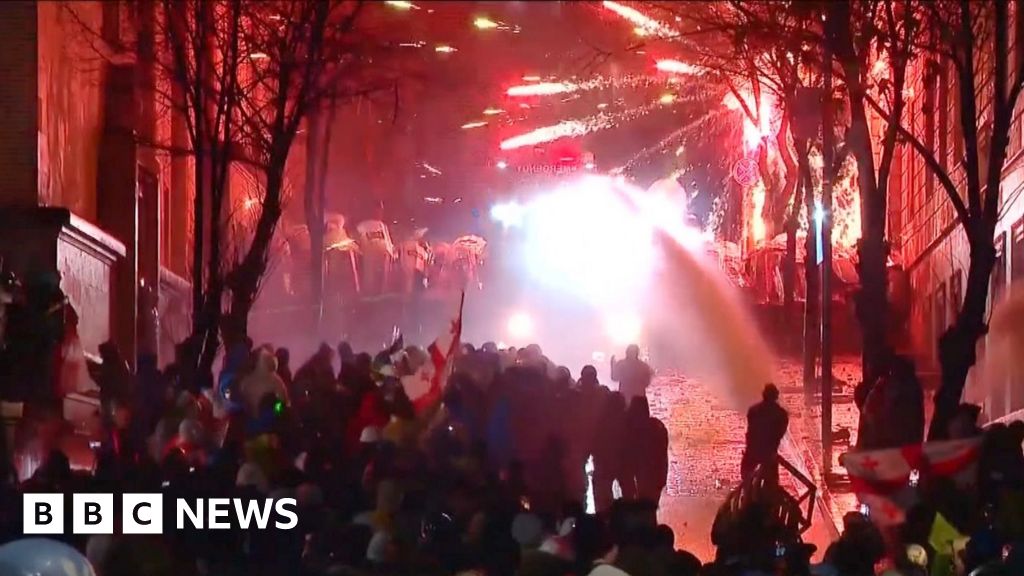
[938,62,949,172]
[1013,217,1024,280]
[950,269,963,318]
[993,232,1007,308]
[924,62,937,200]
[934,282,947,342]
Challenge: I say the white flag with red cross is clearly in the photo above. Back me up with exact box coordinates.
[402,293,464,414]
[840,438,982,525]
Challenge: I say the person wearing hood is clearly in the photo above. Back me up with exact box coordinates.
[240,348,290,418]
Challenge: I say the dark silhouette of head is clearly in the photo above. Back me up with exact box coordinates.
[763,383,780,403]
[626,344,640,359]
[275,347,290,368]
[580,365,599,386]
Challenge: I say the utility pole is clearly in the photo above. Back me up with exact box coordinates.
[820,11,835,478]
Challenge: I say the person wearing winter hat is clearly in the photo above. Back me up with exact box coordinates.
[236,461,270,494]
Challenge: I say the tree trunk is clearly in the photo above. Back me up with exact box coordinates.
[224,163,285,347]
[929,232,996,440]
[799,142,818,392]
[831,0,890,388]
[304,107,325,332]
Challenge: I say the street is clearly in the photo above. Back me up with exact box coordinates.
[648,358,864,561]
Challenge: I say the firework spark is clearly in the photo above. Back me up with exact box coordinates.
[723,87,778,153]
[482,108,505,115]
[499,96,674,150]
[474,17,499,29]
[385,1,418,10]
[500,121,589,150]
[602,1,675,38]
[506,82,578,97]
[461,121,489,129]
[435,45,457,53]
[656,59,702,75]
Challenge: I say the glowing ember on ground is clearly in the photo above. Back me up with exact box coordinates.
[506,82,578,97]
[461,121,488,129]
[602,1,676,38]
[656,59,701,75]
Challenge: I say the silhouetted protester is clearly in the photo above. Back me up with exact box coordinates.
[592,392,628,512]
[858,355,925,449]
[610,344,653,405]
[741,384,789,483]
[93,341,132,416]
[624,396,669,505]
[274,347,293,389]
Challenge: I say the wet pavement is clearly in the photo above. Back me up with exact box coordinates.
[648,358,865,561]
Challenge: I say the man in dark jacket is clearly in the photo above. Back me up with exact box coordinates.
[741,384,789,484]
[610,344,653,405]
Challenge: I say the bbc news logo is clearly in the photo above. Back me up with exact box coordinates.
[23,494,298,535]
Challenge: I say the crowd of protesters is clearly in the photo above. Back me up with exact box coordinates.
[0,336,684,576]
[0,316,1023,574]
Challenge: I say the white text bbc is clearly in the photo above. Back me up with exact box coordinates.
[23,494,299,535]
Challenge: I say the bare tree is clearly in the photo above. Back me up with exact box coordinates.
[69,0,408,379]
[864,1,1024,439]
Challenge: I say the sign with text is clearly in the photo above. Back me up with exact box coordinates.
[23,493,299,535]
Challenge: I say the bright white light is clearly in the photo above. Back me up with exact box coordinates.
[490,201,526,228]
[385,1,417,9]
[435,45,457,53]
[584,162,596,170]
[522,176,654,305]
[496,160,508,170]
[591,351,606,363]
[814,199,825,224]
[474,17,499,29]
[605,312,643,346]
[656,59,701,75]
[507,312,534,341]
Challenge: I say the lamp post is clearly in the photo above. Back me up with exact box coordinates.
[820,12,835,478]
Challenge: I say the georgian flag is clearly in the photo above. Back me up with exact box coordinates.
[840,438,982,525]
[401,293,464,414]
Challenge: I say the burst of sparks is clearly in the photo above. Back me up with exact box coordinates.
[499,96,671,151]
[656,59,701,75]
[435,45,457,53]
[506,82,578,97]
[723,88,778,153]
[602,1,675,38]
[500,121,589,150]
[474,17,499,29]
[750,179,766,244]
[461,121,489,129]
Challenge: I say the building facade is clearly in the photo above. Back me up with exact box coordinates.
[0,0,192,375]
[895,9,1024,421]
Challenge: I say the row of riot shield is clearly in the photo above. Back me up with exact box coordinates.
[279,216,486,303]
